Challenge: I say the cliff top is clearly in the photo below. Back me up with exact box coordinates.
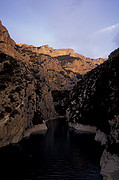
[18,44,75,57]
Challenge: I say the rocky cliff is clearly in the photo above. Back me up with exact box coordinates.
[0,21,59,147]
[0,21,107,147]
[66,48,119,179]
[0,52,57,147]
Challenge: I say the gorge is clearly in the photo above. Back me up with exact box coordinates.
[0,20,119,179]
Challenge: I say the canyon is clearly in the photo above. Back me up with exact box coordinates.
[0,20,119,179]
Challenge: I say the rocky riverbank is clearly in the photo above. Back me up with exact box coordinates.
[68,122,97,134]
[68,124,119,180]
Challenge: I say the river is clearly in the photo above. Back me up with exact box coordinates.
[0,118,103,180]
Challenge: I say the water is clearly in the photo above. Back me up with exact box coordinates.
[0,119,103,180]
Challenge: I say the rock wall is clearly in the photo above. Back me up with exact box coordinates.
[66,51,118,133]
[0,52,57,147]
[0,53,35,146]
[66,48,119,179]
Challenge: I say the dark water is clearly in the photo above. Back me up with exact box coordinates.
[0,119,103,180]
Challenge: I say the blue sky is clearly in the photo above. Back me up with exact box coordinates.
[0,0,119,58]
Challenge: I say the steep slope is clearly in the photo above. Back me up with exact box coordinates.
[0,20,15,50]
[66,48,119,179]
[0,20,28,61]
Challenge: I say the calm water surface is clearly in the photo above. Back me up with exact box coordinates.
[0,119,103,180]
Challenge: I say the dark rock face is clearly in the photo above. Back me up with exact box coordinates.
[52,90,70,116]
[66,50,119,134]
[66,49,119,179]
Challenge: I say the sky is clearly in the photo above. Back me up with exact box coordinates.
[0,0,119,58]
